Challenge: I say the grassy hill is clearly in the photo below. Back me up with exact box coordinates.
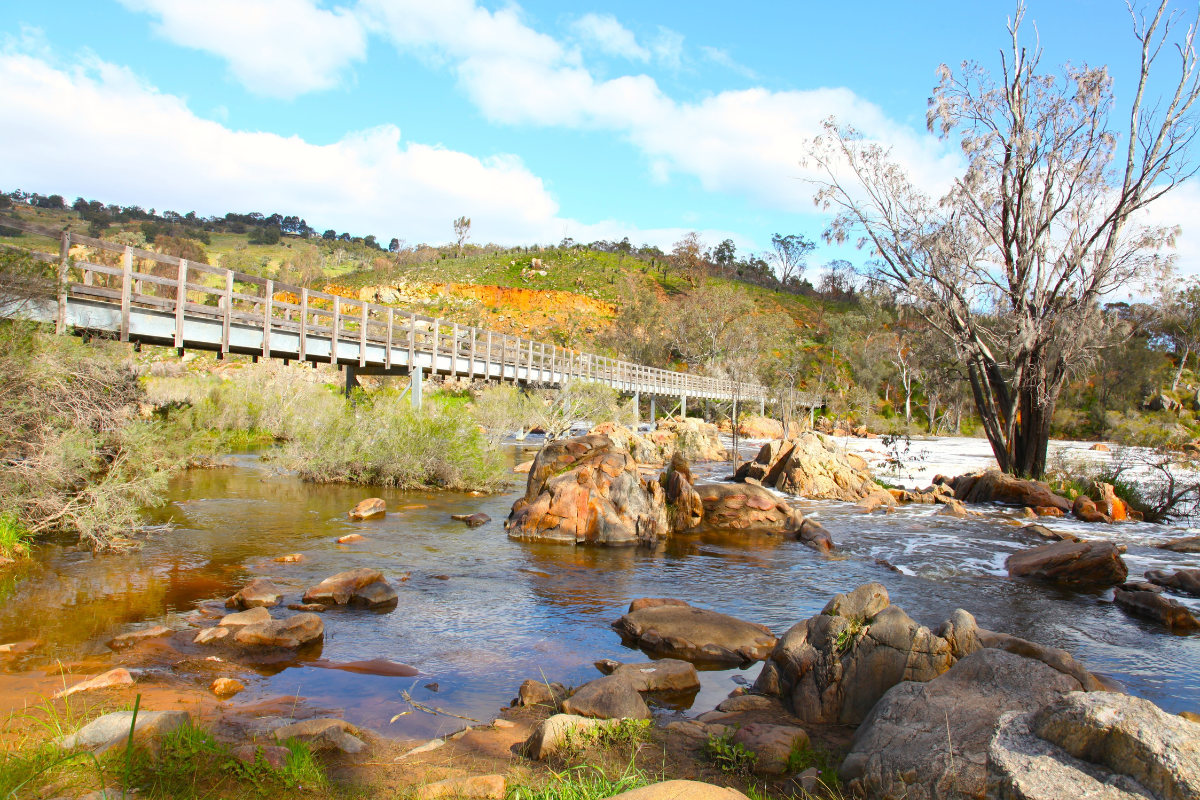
[0,205,840,352]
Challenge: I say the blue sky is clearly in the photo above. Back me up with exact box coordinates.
[1,0,1196,279]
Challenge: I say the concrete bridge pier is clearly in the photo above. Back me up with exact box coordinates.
[633,391,640,425]
[681,394,686,418]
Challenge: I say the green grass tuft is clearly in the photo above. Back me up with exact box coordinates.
[0,511,33,559]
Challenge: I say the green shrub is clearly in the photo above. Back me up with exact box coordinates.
[508,764,651,800]
[703,728,757,776]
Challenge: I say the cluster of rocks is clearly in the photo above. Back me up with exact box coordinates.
[733,433,881,502]
[590,418,728,464]
[1114,568,1200,630]
[505,434,834,551]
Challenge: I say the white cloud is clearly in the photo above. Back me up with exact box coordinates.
[571,13,648,61]
[0,51,723,250]
[119,0,366,98]
[700,46,756,79]
[649,27,684,70]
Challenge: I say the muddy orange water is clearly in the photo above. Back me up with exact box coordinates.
[1,442,1198,740]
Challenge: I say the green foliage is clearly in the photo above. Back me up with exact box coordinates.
[508,764,652,800]
[0,511,32,559]
[703,728,758,777]
[785,740,841,788]
[472,383,533,447]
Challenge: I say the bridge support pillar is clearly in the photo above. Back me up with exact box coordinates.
[705,398,710,421]
[633,391,640,425]
[345,364,360,398]
[760,396,765,417]
[412,367,423,410]
[809,406,814,429]
[649,396,655,423]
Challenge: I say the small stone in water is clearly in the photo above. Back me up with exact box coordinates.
[425,682,439,692]
[337,534,366,544]
[288,603,327,613]
[432,575,450,581]
[211,677,245,697]
[273,553,305,563]
[731,674,748,685]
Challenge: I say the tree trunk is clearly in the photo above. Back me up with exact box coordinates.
[1172,345,1190,391]
[927,395,938,434]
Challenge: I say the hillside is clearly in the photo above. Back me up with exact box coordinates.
[0,204,839,350]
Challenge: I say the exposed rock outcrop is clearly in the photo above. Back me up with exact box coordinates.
[734,433,878,500]
[506,434,667,546]
[302,568,397,607]
[225,577,283,610]
[1006,540,1128,586]
[1145,567,1200,596]
[951,470,1073,513]
[839,649,1084,800]
[687,484,805,535]
[348,498,386,520]
[753,583,955,725]
[613,600,776,664]
[1113,587,1200,630]
[989,692,1200,800]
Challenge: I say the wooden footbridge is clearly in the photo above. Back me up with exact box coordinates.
[1,215,818,415]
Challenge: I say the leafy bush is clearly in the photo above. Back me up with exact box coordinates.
[703,728,757,776]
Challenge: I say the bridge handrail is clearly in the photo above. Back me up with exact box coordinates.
[1,214,822,406]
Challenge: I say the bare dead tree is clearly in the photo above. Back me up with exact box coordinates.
[808,1,1200,477]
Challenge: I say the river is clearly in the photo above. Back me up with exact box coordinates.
[0,435,1197,741]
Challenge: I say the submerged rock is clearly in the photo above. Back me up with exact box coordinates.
[107,625,173,650]
[225,577,283,609]
[1145,568,1200,596]
[613,601,776,664]
[1158,536,1200,553]
[840,649,1082,799]
[1113,587,1200,630]
[1006,540,1128,586]
[450,512,491,527]
[303,568,393,605]
[348,498,386,520]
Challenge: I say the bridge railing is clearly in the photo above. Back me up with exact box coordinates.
[0,214,796,403]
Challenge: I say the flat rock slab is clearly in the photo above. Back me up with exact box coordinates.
[107,625,173,650]
[606,780,751,799]
[1114,588,1200,630]
[415,775,506,799]
[1006,540,1128,586]
[450,513,491,528]
[225,577,283,609]
[234,613,323,649]
[219,607,273,628]
[303,568,387,605]
[273,718,366,753]
[716,694,777,713]
[608,659,700,693]
[58,710,191,754]
[54,668,134,699]
[613,603,776,664]
[348,580,398,608]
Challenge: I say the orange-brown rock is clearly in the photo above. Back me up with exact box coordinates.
[1096,483,1128,521]
[507,435,667,546]
[1035,506,1064,517]
[348,498,386,521]
[688,484,805,535]
[1072,495,1113,524]
[736,433,877,501]
[1006,540,1128,586]
[951,470,1072,513]
[613,601,776,664]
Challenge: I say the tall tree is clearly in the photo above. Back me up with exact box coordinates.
[1156,275,1200,390]
[769,233,815,285]
[671,232,707,287]
[453,216,471,257]
[809,1,1200,477]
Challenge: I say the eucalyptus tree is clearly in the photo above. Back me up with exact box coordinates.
[808,1,1200,477]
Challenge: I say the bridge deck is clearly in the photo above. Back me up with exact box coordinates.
[2,215,821,406]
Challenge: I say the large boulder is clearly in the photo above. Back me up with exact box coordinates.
[1158,536,1200,553]
[737,433,878,500]
[839,649,1083,799]
[521,714,620,760]
[989,692,1200,800]
[613,601,776,664]
[732,723,810,775]
[302,568,395,606]
[653,417,727,462]
[507,435,667,546]
[1006,540,1128,586]
[58,710,191,756]
[754,584,956,725]
[951,470,1073,513]
[606,659,700,693]
[605,781,750,800]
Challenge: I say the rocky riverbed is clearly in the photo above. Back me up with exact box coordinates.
[1,432,1198,798]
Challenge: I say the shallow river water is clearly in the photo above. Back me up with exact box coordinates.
[1,435,1198,740]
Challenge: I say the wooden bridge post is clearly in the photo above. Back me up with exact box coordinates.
[385,308,394,369]
[221,270,233,355]
[332,295,341,365]
[120,246,133,342]
[469,327,477,377]
[485,331,493,379]
[359,300,368,367]
[263,279,274,359]
[174,258,187,349]
[407,312,416,370]
[299,288,309,363]
[56,230,70,334]
[432,317,441,374]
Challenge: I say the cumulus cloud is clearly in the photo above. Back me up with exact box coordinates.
[571,13,648,61]
[700,46,756,79]
[0,51,736,250]
[118,0,366,98]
